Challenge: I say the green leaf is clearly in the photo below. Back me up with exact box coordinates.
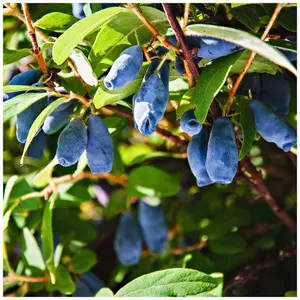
[104,189,128,218]
[22,228,45,271]
[93,63,148,109]
[33,156,59,188]
[231,49,278,75]
[194,52,241,124]
[69,48,98,86]
[58,72,87,96]
[230,6,260,33]
[3,92,48,123]
[35,12,79,33]
[285,290,297,297]
[83,3,102,17]
[209,233,246,254]
[95,287,114,297]
[52,7,125,65]
[202,273,224,297]
[89,6,169,77]
[54,264,76,295]
[3,175,19,212]
[186,24,297,76]
[127,165,180,198]
[231,3,254,8]
[70,249,97,274]
[115,268,217,297]
[238,97,256,160]
[202,208,252,239]
[41,193,58,284]
[264,4,296,32]
[176,88,195,119]
[3,85,48,93]
[20,97,70,165]
[4,48,31,65]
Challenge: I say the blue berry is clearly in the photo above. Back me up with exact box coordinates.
[280,49,297,61]
[138,200,168,253]
[180,110,202,135]
[249,100,297,152]
[114,212,143,266]
[27,130,47,159]
[206,118,238,184]
[43,98,76,135]
[237,73,261,99]
[56,118,87,167]
[16,83,47,143]
[187,127,213,187]
[72,282,93,297]
[197,37,243,59]
[174,56,185,75]
[104,46,143,90]
[86,116,114,174]
[260,73,291,115]
[4,69,41,102]
[80,272,105,294]
[72,3,85,19]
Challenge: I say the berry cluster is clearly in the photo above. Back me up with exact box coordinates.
[114,200,168,266]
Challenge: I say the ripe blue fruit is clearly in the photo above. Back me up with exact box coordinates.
[56,118,87,167]
[187,127,213,187]
[4,69,41,101]
[237,73,261,99]
[27,130,47,159]
[196,37,243,59]
[86,116,114,174]
[104,46,143,90]
[206,118,238,184]
[72,282,93,297]
[249,100,297,152]
[80,272,105,294]
[114,212,143,266]
[72,3,85,19]
[260,73,290,115]
[138,200,168,253]
[133,59,169,135]
[156,35,178,55]
[180,110,202,135]
[174,56,185,75]
[43,98,76,135]
[280,49,297,61]
[16,83,47,143]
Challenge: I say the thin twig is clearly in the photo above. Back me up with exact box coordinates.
[4,273,50,283]
[162,4,199,81]
[183,3,191,31]
[225,3,284,114]
[171,240,207,255]
[22,3,48,74]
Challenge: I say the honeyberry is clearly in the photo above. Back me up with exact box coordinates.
[80,272,105,294]
[72,282,93,297]
[56,118,87,167]
[72,3,85,19]
[16,83,47,143]
[86,115,114,174]
[104,46,143,90]
[114,212,143,266]
[27,131,47,159]
[138,200,168,253]
[237,73,261,99]
[187,127,213,187]
[180,110,202,135]
[206,118,238,184]
[4,69,41,102]
[249,99,297,152]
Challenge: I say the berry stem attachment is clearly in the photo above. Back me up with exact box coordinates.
[225,3,285,115]
[21,3,48,74]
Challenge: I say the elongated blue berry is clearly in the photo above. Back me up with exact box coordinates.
[138,200,168,253]
[237,73,261,99]
[260,73,291,115]
[104,46,143,90]
[72,282,93,297]
[197,37,242,59]
[114,212,143,266]
[4,69,41,101]
[27,130,47,159]
[72,3,85,19]
[16,83,47,143]
[180,110,202,135]
[187,127,213,187]
[206,118,238,184]
[80,272,105,294]
[86,116,114,174]
[133,59,169,135]
[249,100,297,152]
[43,99,76,135]
[56,118,87,167]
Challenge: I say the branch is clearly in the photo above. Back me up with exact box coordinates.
[162,4,199,81]
[22,3,48,74]
[225,3,284,114]
[239,157,296,230]
[4,273,50,283]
